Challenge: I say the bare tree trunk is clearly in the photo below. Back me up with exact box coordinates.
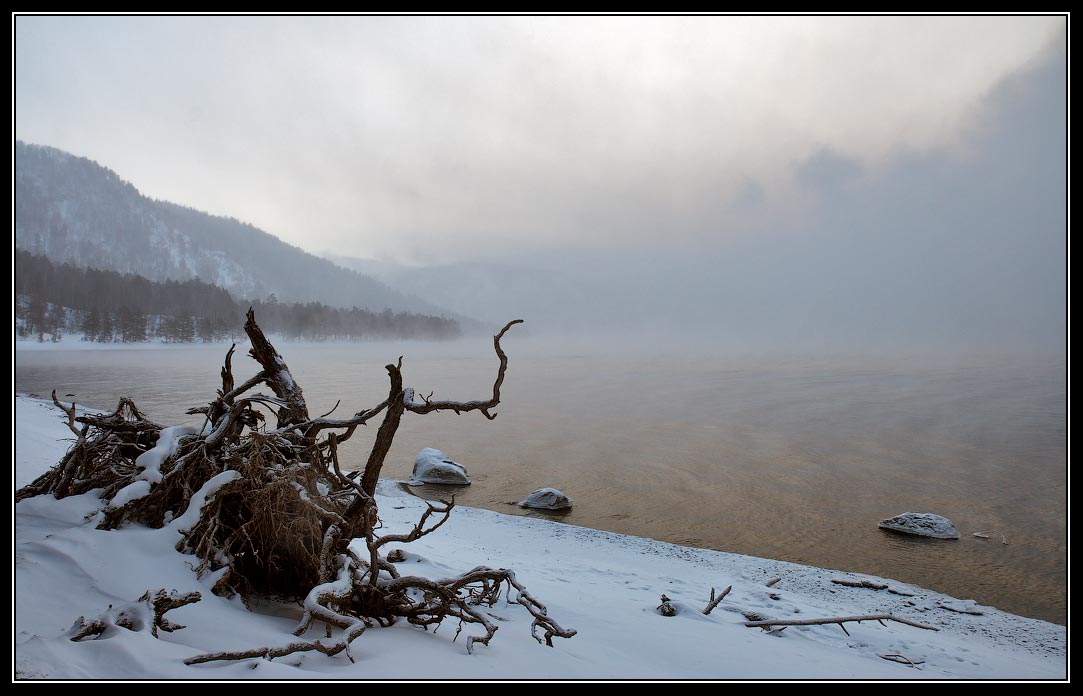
[243,307,308,427]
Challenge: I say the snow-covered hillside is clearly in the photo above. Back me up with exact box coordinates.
[15,142,446,316]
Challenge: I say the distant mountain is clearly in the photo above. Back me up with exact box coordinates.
[325,255,628,331]
[14,142,449,315]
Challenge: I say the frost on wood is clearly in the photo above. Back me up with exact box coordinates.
[68,589,201,641]
[743,614,939,635]
[16,313,575,661]
[702,585,732,615]
[878,512,960,540]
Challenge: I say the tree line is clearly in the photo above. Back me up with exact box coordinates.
[15,250,460,343]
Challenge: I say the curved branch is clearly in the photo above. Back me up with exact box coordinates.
[359,364,406,496]
[384,565,576,647]
[51,390,82,436]
[371,498,454,550]
[404,319,523,420]
[294,399,390,442]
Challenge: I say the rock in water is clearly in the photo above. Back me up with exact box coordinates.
[410,448,470,485]
[520,487,573,510]
[878,512,960,539]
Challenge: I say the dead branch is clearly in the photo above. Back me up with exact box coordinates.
[186,621,368,666]
[358,362,406,496]
[69,589,201,641]
[293,399,390,443]
[371,498,455,550]
[973,531,1009,545]
[831,579,889,590]
[657,594,677,617]
[702,585,732,615]
[879,653,925,668]
[743,614,939,633]
[16,396,161,502]
[937,602,984,615]
[403,319,523,420]
[243,307,309,428]
[51,389,81,436]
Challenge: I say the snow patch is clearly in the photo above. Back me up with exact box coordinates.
[135,426,200,484]
[108,480,152,509]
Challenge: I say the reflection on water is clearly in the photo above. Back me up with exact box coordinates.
[15,342,1066,624]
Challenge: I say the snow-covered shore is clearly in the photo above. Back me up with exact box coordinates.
[13,396,1066,680]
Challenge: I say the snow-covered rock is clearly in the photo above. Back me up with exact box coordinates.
[519,487,573,510]
[878,512,960,539]
[410,448,470,485]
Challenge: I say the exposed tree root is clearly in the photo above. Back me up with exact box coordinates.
[831,579,889,590]
[18,312,575,662]
[16,391,162,502]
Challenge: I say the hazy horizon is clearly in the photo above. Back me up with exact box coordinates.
[14,15,1067,352]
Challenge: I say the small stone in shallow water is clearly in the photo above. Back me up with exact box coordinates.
[878,512,960,539]
[519,487,573,510]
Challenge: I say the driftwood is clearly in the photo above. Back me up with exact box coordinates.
[879,653,925,668]
[702,586,732,615]
[16,391,162,503]
[937,602,984,615]
[657,594,677,617]
[831,579,888,590]
[69,589,201,641]
[743,614,939,636]
[741,611,786,634]
[765,577,781,588]
[19,313,575,663]
[831,578,916,597]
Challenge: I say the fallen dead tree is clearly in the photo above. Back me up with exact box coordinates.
[17,310,574,663]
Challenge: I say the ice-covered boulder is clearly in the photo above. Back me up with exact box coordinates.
[519,487,573,510]
[410,448,470,485]
[878,512,960,539]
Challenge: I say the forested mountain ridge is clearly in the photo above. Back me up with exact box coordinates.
[14,141,448,316]
[15,250,460,343]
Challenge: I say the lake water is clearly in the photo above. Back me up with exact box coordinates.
[15,339,1067,624]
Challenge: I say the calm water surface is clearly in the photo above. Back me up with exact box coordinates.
[15,339,1067,624]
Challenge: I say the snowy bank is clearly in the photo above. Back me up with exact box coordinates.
[13,396,1066,680]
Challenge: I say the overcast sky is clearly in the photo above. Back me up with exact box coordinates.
[13,15,1067,350]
